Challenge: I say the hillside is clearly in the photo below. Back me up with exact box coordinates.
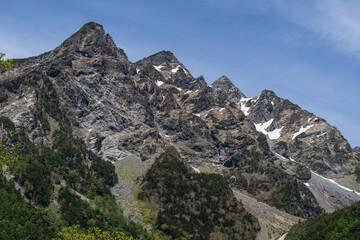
[286,200,360,240]
[1,22,359,239]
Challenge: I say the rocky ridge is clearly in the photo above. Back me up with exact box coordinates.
[1,22,359,239]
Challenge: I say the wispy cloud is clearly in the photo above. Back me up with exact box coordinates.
[273,0,360,56]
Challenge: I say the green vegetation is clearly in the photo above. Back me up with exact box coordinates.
[0,91,8,103]
[0,72,153,239]
[355,165,360,183]
[286,200,360,240]
[11,58,28,64]
[0,141,18,169]
[0,52,13,69]
[264,167,319,217]
[276,141,288,151]
[141,64,156,77]
[257,134,269,152]
[0,116,15,131]
[0,174,57,240]
[55,225,139,240]
[223,148,323,218]
[291,162,311,180]
[0,172,149,239]
[138,147,260,239]
[56,49,69,59]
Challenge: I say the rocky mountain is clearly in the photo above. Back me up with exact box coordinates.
[0,22,359,239]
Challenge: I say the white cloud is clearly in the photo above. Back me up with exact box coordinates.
[273,0,360,56]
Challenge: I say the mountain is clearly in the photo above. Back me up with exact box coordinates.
[1,22,359,239]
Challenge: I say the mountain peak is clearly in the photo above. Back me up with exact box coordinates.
[259,89,278,101]
[210,76,246,108]
[81,21,105,33]
[212,75,234,87]
[55,21,128,60]
[61,22,106,47]
[211,76,246,98]
[136,50,180,66]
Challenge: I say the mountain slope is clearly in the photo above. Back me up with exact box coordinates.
[286,200,360,240]
[138,147,260,239]
[1,21,359,239]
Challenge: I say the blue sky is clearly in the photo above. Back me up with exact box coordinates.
[1,0,359,147]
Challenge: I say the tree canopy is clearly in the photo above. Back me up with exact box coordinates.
[0,52,13,69]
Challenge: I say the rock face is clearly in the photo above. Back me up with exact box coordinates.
[247,90,357,177]
[1,21,359,238]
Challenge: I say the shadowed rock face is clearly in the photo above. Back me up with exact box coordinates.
[247,89,356,178]
[0,22,358,232]
[211,75,246,108]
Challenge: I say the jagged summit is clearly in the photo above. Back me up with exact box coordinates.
[135,50,193,83]
[212,75,237,89]
[136,50,180,66]
[55,21,128,61]
[61,22,106,47]
[2,21,360,240]
[259,89,278,100]
[212,75,233,85]
[211,75,246,99]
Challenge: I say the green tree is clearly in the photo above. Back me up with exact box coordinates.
[0,139,18,169]
[0,52,13,69]
[55,225,139,240]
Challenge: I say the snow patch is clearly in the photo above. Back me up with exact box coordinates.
[240,98,251,116]
[273,152,289,161]
[254,119,274,135]
[172,65,180,73]
[271,101,274,106]
[185,90,192,94]
[194,113,201,117]
[192,166,201,173]
[136,68,140,73]
[219,108,225,113]
[254,119,283,140]
[304,183,310,187]
[278,233,287,240]
[292,125,314,139]
[308,117,312,122]
[268,126,284,140]
[317,132,326,137]
[239,97,257,116]
[290,157,295,162]
[156,80,164,87]
[154,65,163,71]
[175,87,182,91]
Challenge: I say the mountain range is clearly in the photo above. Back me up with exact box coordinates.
[0,22,359,240]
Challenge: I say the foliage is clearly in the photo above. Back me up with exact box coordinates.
[0,52,13,69]
[286,200,360,240]
[276,141,288,151]
[58,187,98,228]
[0,140,18,169]
[223,148,323,218]
[55,225,139,240]
[257,134,270,152]
[0,174,57,240]
[139,147,260,239]
[0,116,16,131]
[355,165,360,183]
[0,71,153,239]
